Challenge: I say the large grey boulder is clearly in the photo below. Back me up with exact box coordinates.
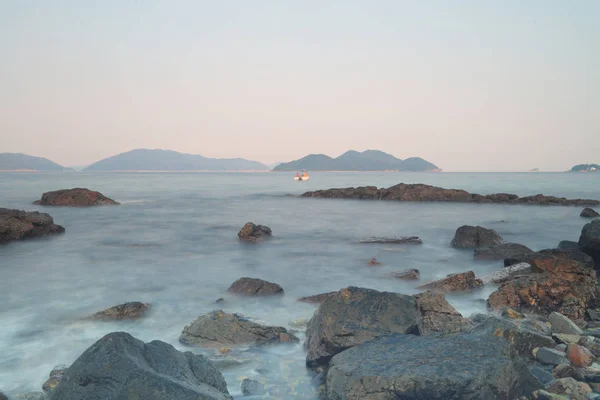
[451,225,503,249]
[579,220,600,267]
[49,332,232,400]
[180,311,298,347]
[0,208,65,243]
[305,287,422,368]
[326,333,542,400]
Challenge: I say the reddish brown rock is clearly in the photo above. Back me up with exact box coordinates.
[367,258,381,266]
[0,208,65,243]
[91,302,151,320]
[34,188,119,206]
[228,277,283,297]
[566,343,593,367]
[237,222,272,241]
[417,271,484,294]
[487,256,597,320]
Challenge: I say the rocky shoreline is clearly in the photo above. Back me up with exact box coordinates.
[301,182,600,206]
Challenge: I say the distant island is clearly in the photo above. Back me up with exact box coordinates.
[83,149,269,171]
[0,153,72,171]
[273,150,439,172]
[571,164,599,172]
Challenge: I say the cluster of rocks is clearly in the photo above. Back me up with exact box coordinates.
[301,183,600,206]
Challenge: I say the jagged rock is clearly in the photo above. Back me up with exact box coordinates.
[474,243,533,260]
[546,377,592,400]
[48,332,232,399]
[297,292,337,304]
[237,222,271,241]
[451,225,503,249]
[0,208,65,243]
[536,347,570,365]
[179,311,298,348]
[228,277,283,296]
[567,343,593,367]
[91,302,151,320]
[240,379,266,396]
[415,291,471,335]
[550,312,584,335]
[582,208,600,218]
[417,271,483,293]
[42,365,68,393]
[579,220,600,268]
[530,366,556,385]
[34,188,119,206]
[305,287,421,368]
[505,248,595,270]
[326,333,543,399]
[379,268,420,280]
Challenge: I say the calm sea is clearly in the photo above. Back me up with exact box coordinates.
[1,171,599,397]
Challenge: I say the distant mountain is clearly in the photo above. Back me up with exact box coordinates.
[83,149,269,171]
[0,153,72,171]
[268,161,283,169]
[571,164,599,172]
[273,150,439,171]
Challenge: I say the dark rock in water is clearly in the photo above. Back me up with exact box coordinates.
[301,182,600,206]
[530,366,555,385]
[298,291,337,304]
[240,379,266,396]
[13,393,44,400]
[474,243,533,260]
[326,333,543,399]
[415,291,471,335]
[367,257,381,266]
[536,347,569,365]
[558,240,579,250]
[579,220,600,268]
[545,377,592,399]
[488,256,597,320]
[214,297,225,305]
[228,277,283,297]
[505,247,595,270]
[357,236,423,245]
[237,222,271,241]
[0,208,65,243]
[582,208,600,218]
[451,225,503,249]
[91,302,151,320]
[42,365,68,393]
[417,271,484,294]
[33,188,119,206]
[305,287,421,368]
[179,311,298,347]
[49,332,232,400]
[379,268,420,280]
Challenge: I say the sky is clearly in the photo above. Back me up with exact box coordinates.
[0,1,598,171]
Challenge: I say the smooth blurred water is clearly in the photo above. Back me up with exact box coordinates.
[0,171,599,397]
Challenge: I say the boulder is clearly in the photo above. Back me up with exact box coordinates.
[582,208,600,218]
[579,220,600,268]
[550,312,584,335]
[298,292,337,304]
[416,271,484,294]
[305,287,421,368]
[487,256,597,320]
[91,302,151,320]
[546,377,592,400]
[326,333,543,399]
[228,277,283,297]
[0,208,65,243]
[558,240,580,250]
[415,291,471,335]
[42,365,68,393]
[505,248,595,270]
[567,343,593,367]
[179,311,298,347]
[536,347,570,365]
[474,243,533,260]
[530,366,556,385]
[237,222,271,241]
[501,307,525,319]
[451,225,503,248]
[580,336,600,358]
[480,262,532,284]
[49,332,232,400]
[553,333,581,344]
[240,379,266,396]
[379,268,420,280]
[357,236,423,244]
[34,188,119,206]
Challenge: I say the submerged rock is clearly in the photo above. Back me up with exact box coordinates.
[179,311,298,347]
[579,220,600,268]
[474,243,533,260]
[91,302,151,320]
[49,332,232,400]
[357,236,423,245]
[34,188,119,206]
[416,271,484,294]
[228,277,283,296]
[237,222,272,241]
[298,291,337,304]
[451,225,503,249]
[582,208,600,218]
[305,287,421,368]
[367,257,381,266]
[379,268,420,280]
[326,333,543,399]
[240,379,266,396]
[0,208,65,243]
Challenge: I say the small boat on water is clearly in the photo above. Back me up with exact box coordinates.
[294,170,310,181]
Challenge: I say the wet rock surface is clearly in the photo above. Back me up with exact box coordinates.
[228,277,283,297]
[451,225,503,249]
[579,220,600,268]
[237,222,272,241]
[179,311,298,347]
[91,302,151,320]
[415,291,471,334]
[417,270,484,293]
[49,332,232,400]
[582,208,600,218]
[298,292,337,304]
[474,243,533,260]
[33,188,119,206]
[326,333,543,400]
[42,365,68,394]
[0,208,65,243]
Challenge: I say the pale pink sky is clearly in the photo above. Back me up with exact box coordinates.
[0,1,598,171]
